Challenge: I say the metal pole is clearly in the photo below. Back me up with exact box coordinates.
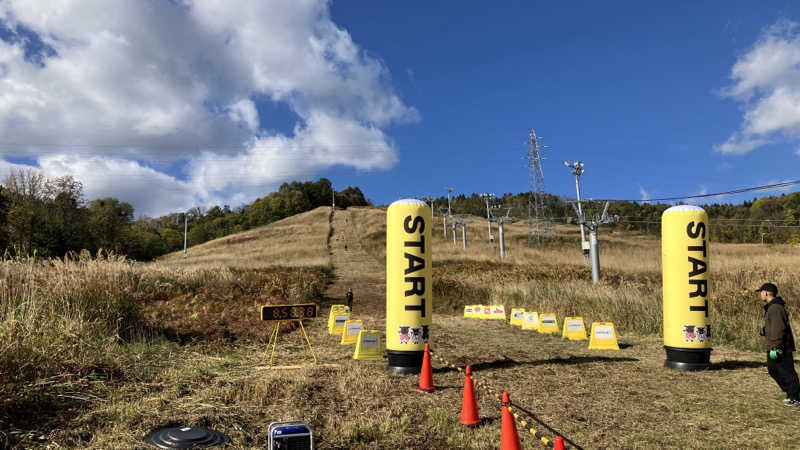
[499,222,505,259]
[461,224,467,249]
[183,213,188,259]
[446,188,452,216]
[452,224,457,244]
[486,196,491,239]
[590,225,600,284]
[575,173,588,260]
[443,215,447,238]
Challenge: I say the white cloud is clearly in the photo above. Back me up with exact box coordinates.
[796,147,800,156]
[227,99,259,133]
[0,0,417,216]
[717,20,800,154]
[713,134,770,155]
[639,186,650,201]
[40,155,197,214]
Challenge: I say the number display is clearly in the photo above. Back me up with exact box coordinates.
[260,303,317,321]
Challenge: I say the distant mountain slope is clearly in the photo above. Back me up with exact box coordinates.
[157,206,334,269]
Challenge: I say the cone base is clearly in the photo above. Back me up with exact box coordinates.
[411,385,437,393]
[459,419,481,427]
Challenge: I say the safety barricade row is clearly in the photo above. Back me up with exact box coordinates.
[463,305,621,350]
[428,349,557,448]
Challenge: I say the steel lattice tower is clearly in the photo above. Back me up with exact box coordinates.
[527,128,554,244]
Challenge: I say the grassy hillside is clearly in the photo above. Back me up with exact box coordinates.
[349,208,799,351]
[0,207,334,447]
[2,205,799,448]
[158,206,334,269]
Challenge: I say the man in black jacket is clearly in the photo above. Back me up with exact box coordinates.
[346,288,353,312]
[757,282,800,407]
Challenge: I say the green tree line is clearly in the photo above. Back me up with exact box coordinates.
[428,191,800,244]
[0,170,367,260]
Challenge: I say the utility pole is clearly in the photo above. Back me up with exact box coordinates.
[183,212,188,259]
[480,193,495,243]
[445,187,453,217]
[571,201,618,284]
[565,160,589,260]
[490,207,515,259]
[439,207,449,238]
[452,215,471,249]
[421,196,435,218]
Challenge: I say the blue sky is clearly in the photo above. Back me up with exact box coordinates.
[327,1,800,204]
[0,1,798,216]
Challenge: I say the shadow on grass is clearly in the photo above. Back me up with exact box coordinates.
[510,402,586,450]
[709,360,765,370]
[433,355,639,374]
[0,379,110,448]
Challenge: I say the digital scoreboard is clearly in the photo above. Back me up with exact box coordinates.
[260,303,317,321]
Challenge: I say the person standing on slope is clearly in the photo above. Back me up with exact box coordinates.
[757,282,800,407]
[346,288,353,312]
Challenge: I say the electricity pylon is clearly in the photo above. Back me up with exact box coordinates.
[527,129,554,245]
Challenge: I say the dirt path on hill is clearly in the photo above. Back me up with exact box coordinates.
[322,208,386,326]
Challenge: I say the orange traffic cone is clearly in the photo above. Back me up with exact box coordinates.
[460,365,480,426]
[411,343,436,393]
[500,391,521,450]
[553,436,565,450]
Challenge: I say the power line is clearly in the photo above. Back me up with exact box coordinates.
[593,180,800,203]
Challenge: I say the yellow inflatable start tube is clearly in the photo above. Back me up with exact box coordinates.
[662,205,711,371]
[386,199,432,374]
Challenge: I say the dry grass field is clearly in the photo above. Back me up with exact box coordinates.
[158,207,333,270]
[1,205,799,449]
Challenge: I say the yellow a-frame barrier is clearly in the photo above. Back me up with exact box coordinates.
[266,319,318,365]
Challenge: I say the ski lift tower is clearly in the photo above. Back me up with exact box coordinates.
[527,128,554,244]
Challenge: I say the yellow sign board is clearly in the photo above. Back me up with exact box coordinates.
[490,305,506,320]
[588,322,620,350]
[522,312,539,330]
[479,305,492,319]
[353,329,383,360]
[509,308,526,327]
[329,311,350,336]
[469,305,481,318]
[538,314,559,334]
[562,317,588,341]
[464,305,475,317]
[340,319,363,345]
[327,305,350,333]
